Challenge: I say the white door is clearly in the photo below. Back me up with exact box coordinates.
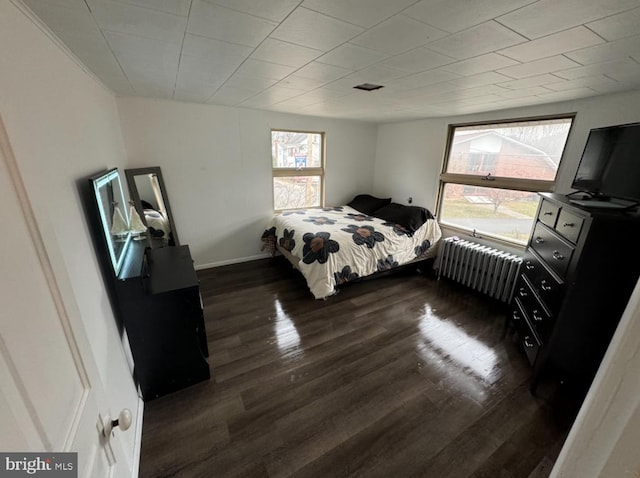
[0,119,131,477]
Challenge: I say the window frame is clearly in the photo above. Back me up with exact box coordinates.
[271,128,326,212]
[436,113,576,246]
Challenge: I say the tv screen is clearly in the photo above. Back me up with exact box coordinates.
[572,122,640,203]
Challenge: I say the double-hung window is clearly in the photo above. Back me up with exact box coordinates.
[438,116,574,245]
[271,129,325,211]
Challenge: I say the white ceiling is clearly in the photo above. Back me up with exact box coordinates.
[22,0,640,122]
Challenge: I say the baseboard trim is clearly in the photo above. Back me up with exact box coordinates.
[131,396,144,478]
[195,253,272,270]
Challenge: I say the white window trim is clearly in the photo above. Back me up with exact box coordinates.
[271,128,326,212]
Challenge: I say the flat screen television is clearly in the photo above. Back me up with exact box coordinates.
[571,122,640,208]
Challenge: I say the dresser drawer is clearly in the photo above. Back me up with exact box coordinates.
[514,276,553,339]
[522,249,564,314]
[510,300,541,366]
[538,199,560,228]
[555,209,584,244]
[531,223,574,278]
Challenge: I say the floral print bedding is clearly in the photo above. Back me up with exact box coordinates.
[263,205,442,299]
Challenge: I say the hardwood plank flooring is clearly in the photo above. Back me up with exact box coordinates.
[139,257,570,478]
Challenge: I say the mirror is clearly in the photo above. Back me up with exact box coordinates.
[89,168,132,274]
[125,167,179,247]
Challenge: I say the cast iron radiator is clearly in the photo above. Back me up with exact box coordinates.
[436,237,522,303]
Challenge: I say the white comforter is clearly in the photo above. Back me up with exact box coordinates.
[267,205,441,299]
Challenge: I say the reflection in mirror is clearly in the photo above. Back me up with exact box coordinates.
[90,168,132,274]
[125,167,179,246]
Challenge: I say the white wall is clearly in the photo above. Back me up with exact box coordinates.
[116,98,378,268]
[374,90,640,213]
[0,1,139,468]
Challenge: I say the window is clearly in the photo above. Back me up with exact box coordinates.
[271,129,325,210]
[438,116,574,245]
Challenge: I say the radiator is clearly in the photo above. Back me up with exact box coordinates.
[436,237,522,303]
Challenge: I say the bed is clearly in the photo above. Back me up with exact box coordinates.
[262,195,442,299]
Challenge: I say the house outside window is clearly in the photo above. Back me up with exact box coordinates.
[271,130,325,211]
[438,116,574,245]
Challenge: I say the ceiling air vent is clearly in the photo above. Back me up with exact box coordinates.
[353,83,384,91]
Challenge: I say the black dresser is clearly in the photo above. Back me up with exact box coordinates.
[510,193,640,399]
[115,243,210,400]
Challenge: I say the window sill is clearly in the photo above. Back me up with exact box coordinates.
[437,223,527,255]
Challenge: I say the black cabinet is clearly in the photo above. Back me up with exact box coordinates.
[510,193,640,400]
[115,243,210,400]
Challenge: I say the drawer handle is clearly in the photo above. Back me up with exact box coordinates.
[524,336,535,348]
[540,280,552,291]
[512,310,521,321]
[552,250,565,261]
[518,287,528,298]
[525,260,534,270]
[535,236,545,244]
[543,211,554,216]
[532,310,543,322]
[563,222,575,227]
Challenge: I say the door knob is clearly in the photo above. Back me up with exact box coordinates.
[102,409,132,437]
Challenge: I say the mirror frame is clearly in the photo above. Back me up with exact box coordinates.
[89,168,132,275]
[125,166,180,246]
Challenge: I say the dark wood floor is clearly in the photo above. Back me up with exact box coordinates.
[139,257,570,478]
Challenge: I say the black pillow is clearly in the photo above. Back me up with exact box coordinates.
[373,203,434,232]
[347,194,392,215]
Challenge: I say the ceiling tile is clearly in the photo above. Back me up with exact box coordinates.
[250,38,323,68]
[188,1,277,47]
[269,7,364,51]
[293,62,352,82]
[339,65,408,88]
[404,0,537,34]
[316,43,388,70]
[427,21,527,60]
[497,55,581,79]
[277,75,326,91]
[497,0,640,39]
[209,85,257,105]
[498,26,604,62]
[544,75,620,91]
[380,47,456,73]
[105,31,181,68]
[234,59,297,80]
[210,0,299,22]
[301,0,418,28]
[441,53,519,76]
[496,86,552,98]
[554,58,640,80]
[223,74,278,91]
[590,80,640,94]
[587,7,640,42]
[240,86,303,107]
[446,71,514,89]
[182,34,252,64]
[536,87,597,101]
[87,0,187,44]
[177,54,238,84]
[350,15,447,55]
[397,69,461,89]
[273,94,323,109]
[115,0,191,16]
[498,73,564,89]
[566,35,640,65]
[174,72,221,101]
